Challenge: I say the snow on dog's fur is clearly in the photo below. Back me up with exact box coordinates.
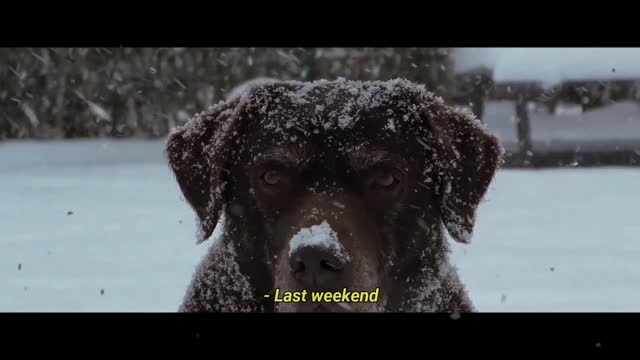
[167,78,503,312]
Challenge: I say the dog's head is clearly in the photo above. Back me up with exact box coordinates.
[167,79,502,312]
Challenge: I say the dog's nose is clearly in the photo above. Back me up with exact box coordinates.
[289,246,347,287]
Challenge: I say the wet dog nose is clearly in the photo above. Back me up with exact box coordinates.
[289,245,348,287]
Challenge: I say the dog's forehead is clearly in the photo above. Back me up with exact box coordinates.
[240,80,424,148]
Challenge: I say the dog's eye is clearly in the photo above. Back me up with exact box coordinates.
[369,170,400,190]
[374,173,396,188]
[262,170,282,186]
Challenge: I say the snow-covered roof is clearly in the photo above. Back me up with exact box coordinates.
[453,48,500,74]
[454,48,640,86]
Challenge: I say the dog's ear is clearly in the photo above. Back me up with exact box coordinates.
[417,94,503,244]
[166,98,242,244]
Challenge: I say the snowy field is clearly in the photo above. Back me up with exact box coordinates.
[1,139,639,312]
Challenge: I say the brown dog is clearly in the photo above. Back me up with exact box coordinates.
[166,79,502,312]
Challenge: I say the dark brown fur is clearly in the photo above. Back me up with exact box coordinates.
[166,79,502,312]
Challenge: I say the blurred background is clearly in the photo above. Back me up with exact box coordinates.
[1,48,639,312]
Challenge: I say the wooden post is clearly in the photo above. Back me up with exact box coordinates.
[470,77,486,123]
[515,91,533,163]
[305,48,316,82]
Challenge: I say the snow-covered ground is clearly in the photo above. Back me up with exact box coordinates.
[1,139,638,312]
[451,167,640,311]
